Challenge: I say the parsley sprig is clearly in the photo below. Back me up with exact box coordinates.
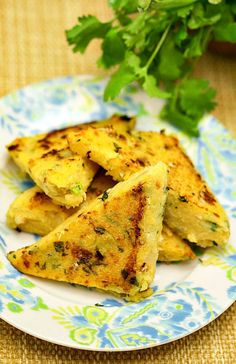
[66,0,236,136]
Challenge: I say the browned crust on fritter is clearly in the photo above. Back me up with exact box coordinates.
[122,184,146,284]
[6,114,135,155]
[30,191,51,205]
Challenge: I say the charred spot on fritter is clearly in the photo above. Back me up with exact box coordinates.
[121,269,129,280]
[201,188,216,205]
[39,143,51,150]
[71,246,93,264]
[129,276,139,286]
[21,249,31,268]
[122,253,137,282]
[37,137,52,148]
[130,184,146,241]
[171,136,179,147]
[135,158,147,167]
[120,115,132,122]
[23,259,30,268]
[196,173,202,181]
[132,184,143,194]
[86,151,91,159]
[134,225,141,240]
[179,195,189,203]
[32,191,50,203]
[42,127,72,140]
[95,249,104,261]
[8,144,20,151]
[118,134,126,141]
[94,226,106,235]
[41,149,59,158]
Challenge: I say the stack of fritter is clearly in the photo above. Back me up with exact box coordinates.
[6,115,229,299]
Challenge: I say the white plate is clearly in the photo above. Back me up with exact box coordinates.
[0,75,235,351]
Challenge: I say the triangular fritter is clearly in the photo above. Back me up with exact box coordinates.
[8,163,168,297]
[6,115,135,207]
[68,126,229,247]
[6,170,115,236]
[6,186,77,236]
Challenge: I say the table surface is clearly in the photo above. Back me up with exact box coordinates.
[0,1,235,363]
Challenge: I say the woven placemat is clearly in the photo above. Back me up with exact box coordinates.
[0,1,235,363]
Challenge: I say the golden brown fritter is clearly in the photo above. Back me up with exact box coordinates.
[8,163,168,298]
[6,115,135,207]
[68,126,229,247]
[6,170,115,236]
[6,186,77,236]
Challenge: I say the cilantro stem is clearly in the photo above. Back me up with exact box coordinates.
[149,0,198,11]
[202,26,213,51]
[146,22,172,70]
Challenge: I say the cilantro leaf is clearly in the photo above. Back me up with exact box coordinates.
[184,27,210,58]
[105,51,170,100]
[188,3,221,29]
[122,13,151,49]
[160,78,216,136]
[176,4,194,18]
[125,51,142,72]
[179,79,216,119]
[66,16,111,53]
[125,52,170,97]
[99,28,125,68]
[104,62,135,101]
[160,101,200,136]
[142,74,170,98]
[174,24,188,46]
[123,13,148,48]
[213,23,236,42]
[109,0,139,13]
[138,0,152,11]
[117,13,132,25]
[157,37,185,81]
[232,4,236,15]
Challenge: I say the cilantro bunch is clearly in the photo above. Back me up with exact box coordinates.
[66,0,236,136]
